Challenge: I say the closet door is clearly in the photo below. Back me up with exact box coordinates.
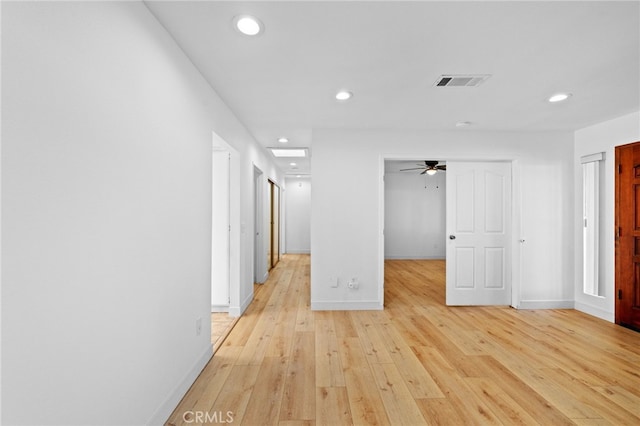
[269,180,281,270]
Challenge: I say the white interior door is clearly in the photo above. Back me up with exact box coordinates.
[446,161,512,305]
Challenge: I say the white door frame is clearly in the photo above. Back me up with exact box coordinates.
[378,154,522,308]
[212,132,241,316]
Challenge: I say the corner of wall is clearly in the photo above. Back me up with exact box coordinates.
[574,301,614,323]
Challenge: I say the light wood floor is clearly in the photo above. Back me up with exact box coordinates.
[166,254,640,425]
[211,312,237,353]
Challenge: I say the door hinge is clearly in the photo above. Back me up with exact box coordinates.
[618,289,622,300]
[617,227,621,238]
[618,164,622,174]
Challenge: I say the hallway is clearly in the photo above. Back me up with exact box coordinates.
[166,254,640,425]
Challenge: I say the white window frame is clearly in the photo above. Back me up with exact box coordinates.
[581,152,604,297]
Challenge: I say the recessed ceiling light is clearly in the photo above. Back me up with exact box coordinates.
[289,162,297,166]
[548,93,572,103]
[269,148,307,158]
[277,137,289,143]
[335,90,353,101]
[455,121,472,128]
[233,15,263,36]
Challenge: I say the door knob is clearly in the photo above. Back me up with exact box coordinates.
[449,235,456,240]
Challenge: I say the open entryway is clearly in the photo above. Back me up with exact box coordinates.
[211,147,230,311]
[211,132,241,348]
[383,158,513,306]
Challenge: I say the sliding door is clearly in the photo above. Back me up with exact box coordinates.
[269,180,281,270]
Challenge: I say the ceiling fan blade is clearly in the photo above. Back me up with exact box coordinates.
[420,170,428,175]
[436,165,446,170]
[400,167,426,171]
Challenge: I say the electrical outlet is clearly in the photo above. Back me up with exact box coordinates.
[347,278,359,289]
[196,317,202,336]
[329,276,339,288]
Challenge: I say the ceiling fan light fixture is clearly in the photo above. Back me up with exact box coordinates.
[399,160,446,175]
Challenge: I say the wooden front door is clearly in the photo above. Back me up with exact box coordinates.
[615,141,640,331]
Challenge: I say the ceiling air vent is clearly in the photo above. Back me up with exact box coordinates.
[434,74,491,87]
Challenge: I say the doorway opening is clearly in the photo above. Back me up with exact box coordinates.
[383,159,447,305]
[211,131,241,348]
[212,148,230,312]
[381,157,514,307]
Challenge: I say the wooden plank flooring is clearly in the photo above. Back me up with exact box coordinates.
[166,255,640,425]
[211,312,237,352]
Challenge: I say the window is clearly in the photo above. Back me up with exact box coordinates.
[581,153,604,296]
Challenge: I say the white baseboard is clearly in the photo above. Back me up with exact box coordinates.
[516,300,575,310]
[384,255,445,260]
[211,304,229,313]
[575,301,614,322]
[256,271,269,284]
[148,343,213,425]
[311,300,383,311]
[229,292,253,317]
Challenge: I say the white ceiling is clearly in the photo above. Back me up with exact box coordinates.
[145,1,640,176]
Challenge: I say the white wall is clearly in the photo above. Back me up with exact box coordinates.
[1,2,282,425]
[384,171,446,259]
[311,129,574,310]
[284,177,311,254]
[573,112,640,321]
